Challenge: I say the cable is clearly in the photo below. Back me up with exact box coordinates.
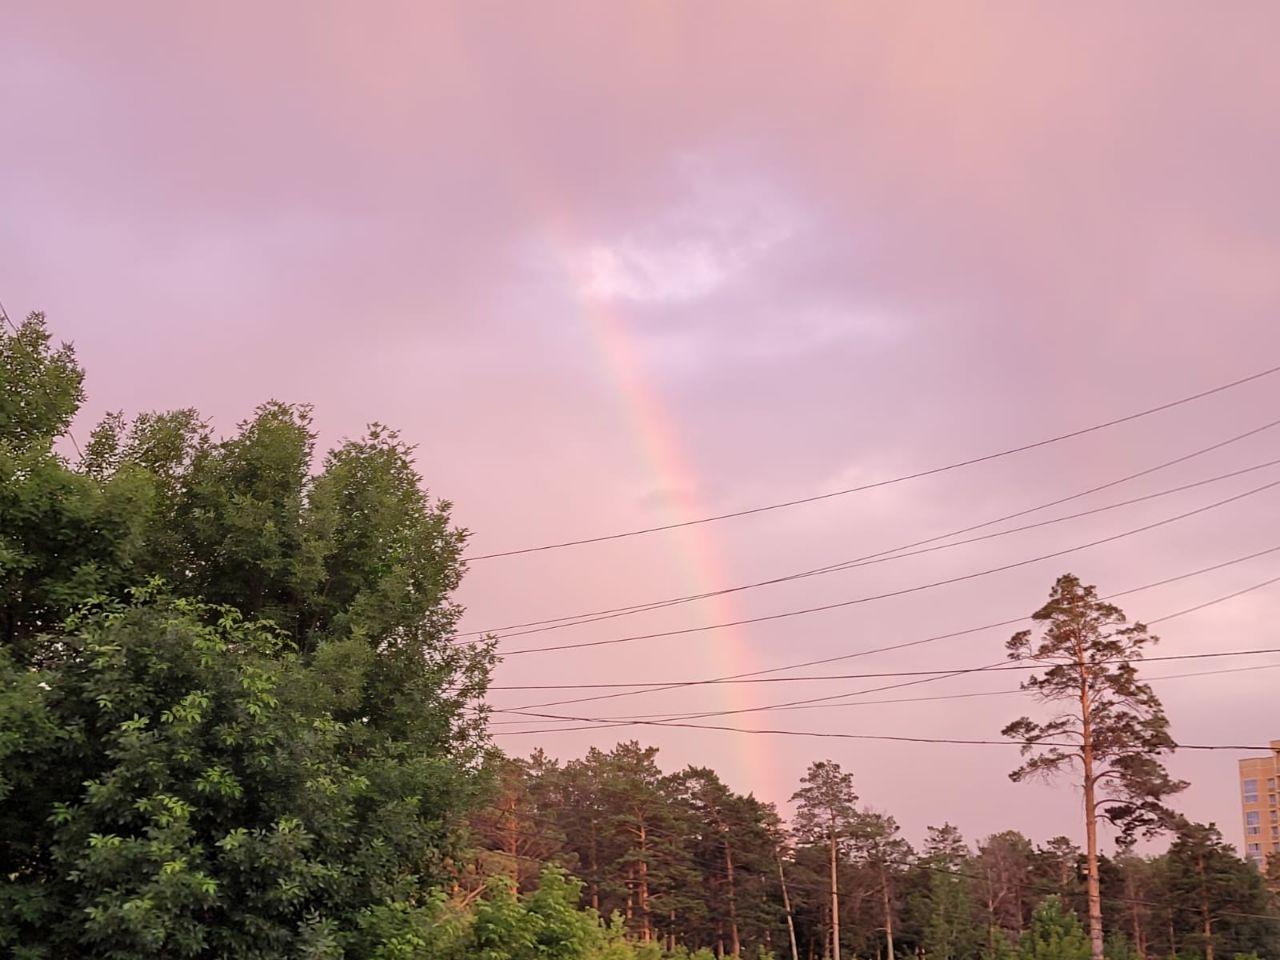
[487,718,1272,751]
[458,417,1280,638]
[489,648,1280,735]
[493,477,1280,655]
[493,553,1280,711]
[491,569,1280,724]
[464,362,1280,560]
[485,645,1280,691]
[486,660,1280,727]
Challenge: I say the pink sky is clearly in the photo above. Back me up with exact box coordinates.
[5,3,1280,853]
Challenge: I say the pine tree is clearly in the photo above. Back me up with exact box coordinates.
[1003,575,1186,960]
[792,761,860,960]
[849,810,912,960]
[979,832,1036,947]
[917,825,981,960]
[1020,897,1090,960]
[1164,821,1278,960]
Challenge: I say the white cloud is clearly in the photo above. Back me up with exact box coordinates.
[579,239,737,303]
[566,170,796,304]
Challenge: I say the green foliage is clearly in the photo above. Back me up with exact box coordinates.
[374,868,672,960]
[1,318,473,671]
[0,316,492,957]
[982,930,1021,960]
[0,593,488,958]
[1164,821,1279,960]
[1003,575,1186,842]
[1102,932,1137,960]
[791,760,859,851]
[1020,897,1090,960]
[0,312,83,450]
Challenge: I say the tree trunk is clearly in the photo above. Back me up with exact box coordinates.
[725,840,741,957]
[589,824,600,912]
[986,884,997,958]
[1078,642,1106,960]
[1197,853,1214,960]
[881,864,896,960]
[1128,884,1147,960]
[638,821,651,942]
[778,852,801,960]
[830,829,842,960]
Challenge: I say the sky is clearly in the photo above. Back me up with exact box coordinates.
[5,3,1280,854]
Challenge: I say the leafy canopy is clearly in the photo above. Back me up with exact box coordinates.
[0,314,493,958]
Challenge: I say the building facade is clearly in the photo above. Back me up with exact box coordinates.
[1238,739,1280,867]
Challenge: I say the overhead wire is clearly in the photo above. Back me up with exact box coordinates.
[490,552,1280,710]
[485,661,1280,725]
[465,361,1280,560]
[487,568,1280,729]
[487,477,1280,656]
[459,416,1280,639]
[489,648,1280,736]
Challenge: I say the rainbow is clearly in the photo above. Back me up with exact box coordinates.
[544,219,779,798]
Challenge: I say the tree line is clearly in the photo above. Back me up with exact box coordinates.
[464,745,1279,960]
[1,313,1278,959]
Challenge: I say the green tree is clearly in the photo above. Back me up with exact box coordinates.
[0,314,154,655]
[1164,821,1277,960]
[791,761,860,960]
[0,591,489,958]
[849,810,912,960]
[978,832,1035,947]
[916,825,981,960]
[1003,575,1186,960]
[0,315,492,957]
[2,316,472,674]
[0,311,83,450]
[1020,897,1090,960]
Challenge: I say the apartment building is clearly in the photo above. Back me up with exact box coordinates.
[1239,739,1280,867]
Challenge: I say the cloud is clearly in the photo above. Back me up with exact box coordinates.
[578,239,734,303]
[569,168,796,304]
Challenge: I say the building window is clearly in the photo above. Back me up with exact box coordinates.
[1244,778,1259,803]
[1248,842,1263,863]
[1247,811,1261,834]
[1271,810,1278,824]
[1270,794,1277,806]
[1270,778,1277,790]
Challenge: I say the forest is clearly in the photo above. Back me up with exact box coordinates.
[2,313,1278,960]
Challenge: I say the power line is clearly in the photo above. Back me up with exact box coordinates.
[486,717,1273,751]
[486,661,1280,725]
[464,362,1280,561]
[492,552,1280,710]
[483,645,1280,691]
[458,417,1280,638]
[491,568,1280,724]
[489,647,1280,735]
[491,478,1280,656]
